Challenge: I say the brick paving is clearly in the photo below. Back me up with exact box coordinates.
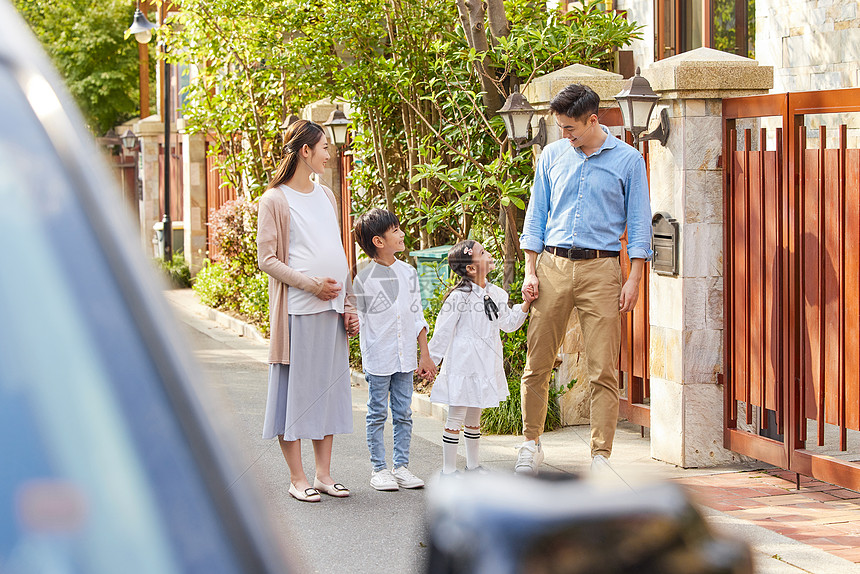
[675,470,860,564]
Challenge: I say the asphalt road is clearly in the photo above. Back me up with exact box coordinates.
[171,301,442,574]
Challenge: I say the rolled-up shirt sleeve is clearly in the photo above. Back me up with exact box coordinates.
[624,155,653,261]
[519,153,550,253]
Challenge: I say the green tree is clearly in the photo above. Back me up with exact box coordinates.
[169,0,639,285]
[14,0,152,134]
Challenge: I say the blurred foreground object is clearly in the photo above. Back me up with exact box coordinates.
[426,473,752,574]
[0,1,295,572]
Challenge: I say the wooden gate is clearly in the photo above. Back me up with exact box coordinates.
[204,142,237,260]
[723,88,860,490]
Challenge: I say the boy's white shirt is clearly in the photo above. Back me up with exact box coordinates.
[354,259,429,376]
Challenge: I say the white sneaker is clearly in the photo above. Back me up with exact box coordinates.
[392,466,425,489]
[591,454,612,475]
[514,440,544,476]
[370,468,399,491]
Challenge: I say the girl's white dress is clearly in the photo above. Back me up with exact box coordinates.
[428,282,528,408]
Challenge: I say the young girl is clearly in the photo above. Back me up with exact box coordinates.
[258,119,359,502]
[427,240,535,474]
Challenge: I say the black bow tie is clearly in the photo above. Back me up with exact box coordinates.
[483,294,499,321]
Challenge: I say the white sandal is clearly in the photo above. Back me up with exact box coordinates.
[289,483,321,502]
[313,478,350,498]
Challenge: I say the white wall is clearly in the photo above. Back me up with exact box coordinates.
[616,0,655,69]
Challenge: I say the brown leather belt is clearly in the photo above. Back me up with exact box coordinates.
[545,246,620,260]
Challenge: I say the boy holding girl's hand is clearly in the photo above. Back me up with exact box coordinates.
[353,208,437,491]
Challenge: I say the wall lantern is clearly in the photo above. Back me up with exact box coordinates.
[614,67,670,147]
[498,89,546,149]
[97,128,121,151]
[323,106,350,146]
[120,129,139,151]
[280,113,300,133]
[124,3,157,44]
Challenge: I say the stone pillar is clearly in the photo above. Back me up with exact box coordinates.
[180,121,207,275]
[643,47,773,467]
[523,64,625,425]
[134,115,164,257]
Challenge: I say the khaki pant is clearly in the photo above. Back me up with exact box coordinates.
[521,252,622,457]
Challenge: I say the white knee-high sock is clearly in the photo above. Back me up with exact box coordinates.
[464,428,481,469]
[442,429,460,473]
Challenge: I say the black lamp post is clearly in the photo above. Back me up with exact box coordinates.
[126,4,173,262]
[614,67,670,147]
[498,89,547,150]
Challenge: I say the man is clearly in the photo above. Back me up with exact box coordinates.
[515,83,652,475]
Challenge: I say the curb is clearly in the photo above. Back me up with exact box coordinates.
[200,302,268,344]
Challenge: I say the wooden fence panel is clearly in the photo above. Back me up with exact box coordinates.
[846,149,860,431]
[764,150,780,413]
[802,150,822,422]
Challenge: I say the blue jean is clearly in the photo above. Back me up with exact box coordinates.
[365,371,414,471]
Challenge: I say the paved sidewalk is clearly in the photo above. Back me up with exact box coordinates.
[678,470,860,564]
[165,288,860,574]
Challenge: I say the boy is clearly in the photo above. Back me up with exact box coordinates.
[353,208,437,490]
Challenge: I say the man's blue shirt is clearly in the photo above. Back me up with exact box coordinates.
[519,126,653,260]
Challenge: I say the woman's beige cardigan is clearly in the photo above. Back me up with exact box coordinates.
[257,184,355,364]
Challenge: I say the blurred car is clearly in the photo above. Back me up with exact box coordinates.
[0,2,295,572]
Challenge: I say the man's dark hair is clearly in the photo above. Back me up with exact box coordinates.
[354,207,401,258]
[549,84,600,121]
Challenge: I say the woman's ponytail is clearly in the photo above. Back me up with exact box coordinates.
[267,120,325,190]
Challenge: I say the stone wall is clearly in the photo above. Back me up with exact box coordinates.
[756,0,860,92]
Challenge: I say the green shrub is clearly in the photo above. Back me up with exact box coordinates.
[154,251,192,288]
[191,199,271,336]
[481,376,576,436]
[193,260,230,307]
[349,334,362,370]
[237,272,269,337]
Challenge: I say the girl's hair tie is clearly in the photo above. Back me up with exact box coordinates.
[463,247,473,256]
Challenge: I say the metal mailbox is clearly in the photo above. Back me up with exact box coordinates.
[651,212,679,276]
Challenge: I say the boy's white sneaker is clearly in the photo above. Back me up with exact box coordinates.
[514,440,544,476]
[392,466,425,489]
[370,468,399,491]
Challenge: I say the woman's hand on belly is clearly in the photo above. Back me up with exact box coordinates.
[316,277,342,301]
